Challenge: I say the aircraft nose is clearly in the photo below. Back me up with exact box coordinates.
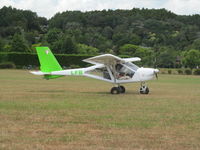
[154,69,159,73]
[138,68,159,81]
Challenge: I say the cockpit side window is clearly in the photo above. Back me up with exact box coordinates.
[115,63,135,80]
[85,67,112,80]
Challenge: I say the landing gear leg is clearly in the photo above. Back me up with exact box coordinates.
[110,85,126,94]
[140,82,149,94]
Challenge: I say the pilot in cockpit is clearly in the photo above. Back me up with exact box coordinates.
[115,63,131,80]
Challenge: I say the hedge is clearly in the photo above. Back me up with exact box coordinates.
[193,69,200,75]
[0,52,94,68]
[0,62,16,69]
[185,69,192,75]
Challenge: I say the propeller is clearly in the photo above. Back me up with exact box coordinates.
[154,69,159,79]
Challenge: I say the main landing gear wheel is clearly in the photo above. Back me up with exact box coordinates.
[110,86,126,94]
[140,82,149,94]
[111,87,120,94]
[119,86,125,93]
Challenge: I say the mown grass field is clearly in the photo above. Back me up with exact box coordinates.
[0,69,200,150]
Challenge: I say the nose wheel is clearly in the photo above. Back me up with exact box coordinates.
[140,82,149,94]
[110,85,125,94]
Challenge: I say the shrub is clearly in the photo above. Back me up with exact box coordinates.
[168,70,172,74]
[69,64,80,69]
[0,62,16,69]
[161,71,166,74]
[177,69,183,74]
[22,65,37,70]
[193,69,200,75]
[185,69,192,75]
[159,69,167,74]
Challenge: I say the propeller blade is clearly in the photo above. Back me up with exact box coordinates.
[154,69,159,79]
[155,72,158,79]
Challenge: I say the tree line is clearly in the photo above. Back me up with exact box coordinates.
[0,6,200,68]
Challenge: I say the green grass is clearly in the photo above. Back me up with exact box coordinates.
[0,69,200,149]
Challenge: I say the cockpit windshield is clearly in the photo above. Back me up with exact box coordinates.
[125,62,139,71]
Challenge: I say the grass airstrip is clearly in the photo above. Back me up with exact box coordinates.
[0,69,200,149]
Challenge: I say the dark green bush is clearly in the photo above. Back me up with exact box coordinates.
[168,70,172,74]
[68,64,80,69]
[0,53,8,63]
[193,69,200,75]
[185,69,192,75]
[177,69,183,74]
[0,62,16,69]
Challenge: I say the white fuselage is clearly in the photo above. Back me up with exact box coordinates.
[50,64,159,84]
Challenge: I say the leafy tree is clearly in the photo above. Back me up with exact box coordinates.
[119,44,139,55]
[0,38,4,51]
[38,17,48,26]
[191,39,200,50]
[134,47,154,66]
[2,6,200,69]
[129,33,142,45]
[25,32,37,45]
[119,44,154,66]
[112,33,128,48]
[156,47,176,68]
[10,33,30,52]
[77,44,99,55]
[98,40,113,53]
[51,40,62,53]
[143,32,159,47]
[83,32,107,51]
[182,49,200,69]
[46,28,62,44]
[23,10,40,31]
[102,26,113,39]
[3,44,12,52]
[0,6,41,31]
[61,36,77,54]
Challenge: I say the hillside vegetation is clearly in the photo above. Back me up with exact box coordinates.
[0,6,200,68]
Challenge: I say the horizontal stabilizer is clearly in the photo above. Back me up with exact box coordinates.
[30,71,63,79]
[30,71,49,75]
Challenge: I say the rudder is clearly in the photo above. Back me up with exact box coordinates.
[35,47,63,79]
[36,47,62,72]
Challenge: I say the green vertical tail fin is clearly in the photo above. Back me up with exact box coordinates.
[36,47,63,79]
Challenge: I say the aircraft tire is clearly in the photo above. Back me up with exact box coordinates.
[111,87,120,94]
[145,87,149,94]
[140,86,149,94]
[119,86,125,93]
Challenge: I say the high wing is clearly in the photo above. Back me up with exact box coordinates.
[123,57,141,62]
[83,54,141,65]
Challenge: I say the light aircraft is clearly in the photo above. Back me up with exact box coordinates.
[31,47,159,94]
